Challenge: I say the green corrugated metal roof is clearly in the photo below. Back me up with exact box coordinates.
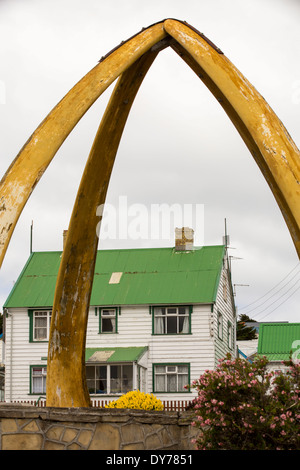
[85,346,148,363]
[3,245,225,308]
[257,323,300,361]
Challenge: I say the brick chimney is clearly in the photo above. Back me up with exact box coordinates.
[175,227,194,251]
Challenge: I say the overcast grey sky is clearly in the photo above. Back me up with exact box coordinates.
[0,0,299,322]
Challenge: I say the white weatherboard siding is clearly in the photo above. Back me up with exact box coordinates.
[213,266,236,366]
[86,303,215,402]
[3,261,236,403]
[4,308,48,402]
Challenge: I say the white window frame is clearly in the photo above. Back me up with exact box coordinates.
[32,310,52,341]
[217,311,223,340]
[86,363,133,395]
[228,321,233,349]
[153,306,190,335]
[31,366,47,395]
[153,364,189,393]
[100,308,117,334]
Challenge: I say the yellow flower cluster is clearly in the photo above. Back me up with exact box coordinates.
[105,390,164,410]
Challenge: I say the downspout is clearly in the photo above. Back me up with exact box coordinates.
[133,361,137,390]
[4,309,12,402]
[210,303,217,369]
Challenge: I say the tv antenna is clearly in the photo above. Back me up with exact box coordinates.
[233,283,249,296]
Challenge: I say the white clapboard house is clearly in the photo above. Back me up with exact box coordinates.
[2,229,236,405]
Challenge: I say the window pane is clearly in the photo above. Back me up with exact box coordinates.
[154,316,165,334]
[102,309,115,316]
[157,307,166,316]
[102,318,115,333]
[110,365,121,393]
[96,366,107,393]
[178,374,188,391]
[86,366,96,393]
[101,309,116,333]
[178,306,187,315]
[155,375,165,392]
[35,312,47,317]
[178,315,189,333]
[218,313,223,338]
[32,368,46,394]
[167,307,176,314]
[167,316,177,334]
[167,374,177,392]
[110,365,119,379]
[33,312,50,340]
[35,327,47,340]
[228,325,232,348]
[121,365,132,393]
[86,365,108,394]
[154,365,189,393]
[33,377,43,394]
[34,316,47,340]
[109,365,133,394]
[35,317,47,325]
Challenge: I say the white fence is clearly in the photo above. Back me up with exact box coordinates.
[1,399,193,411]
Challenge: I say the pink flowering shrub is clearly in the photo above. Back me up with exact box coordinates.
[190,354,300,450]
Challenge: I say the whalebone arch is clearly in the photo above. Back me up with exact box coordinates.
[0,19,299,407]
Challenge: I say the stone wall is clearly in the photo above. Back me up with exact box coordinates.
[0,404,198,450]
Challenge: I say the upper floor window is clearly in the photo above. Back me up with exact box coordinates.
[28,310,52,342]
[217,311,223,340]
[228,321,233,349]
[96,307,119,334]
[152,306,191,335]
[101,308,117,333]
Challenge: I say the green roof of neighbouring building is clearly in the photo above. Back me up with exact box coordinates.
[257,322,300,361]
[3,245,226,308]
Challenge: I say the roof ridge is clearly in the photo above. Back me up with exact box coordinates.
[30,244,225,254]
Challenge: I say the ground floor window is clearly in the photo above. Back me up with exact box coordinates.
[30,366,47,394]
[29,362,139,396]
[153,364,189,393]
[0,368,4,401]
[86,363,133,395]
